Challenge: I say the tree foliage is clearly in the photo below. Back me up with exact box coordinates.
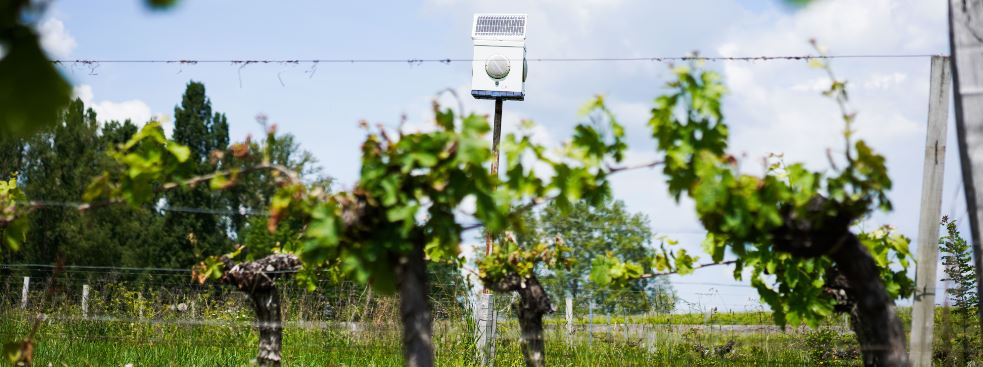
[940,217,979,315]
[535,198,676,313]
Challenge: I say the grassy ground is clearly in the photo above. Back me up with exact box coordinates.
[1,277,975,366]
[2,310,860,367]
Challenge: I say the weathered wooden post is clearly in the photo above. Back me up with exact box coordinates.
[565,295,573,335]
[20,276,28,309]
[81,284,90,319]
[588,297,594,347]
[909,55,951,367]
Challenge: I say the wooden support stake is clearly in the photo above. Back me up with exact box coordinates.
[910,55,951,367]
[565,295,573,335]
[81,284,90,319]
[478,98,504,367]
[20,276,28,309]
[948,0,983,335]
[588,297,594,347]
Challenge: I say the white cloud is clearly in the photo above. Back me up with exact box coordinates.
[74,85,156,126]
[38,18,76,58]
[862,72,908,90]
[713,0,947,243]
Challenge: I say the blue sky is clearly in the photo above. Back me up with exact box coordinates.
[41,0,956,311]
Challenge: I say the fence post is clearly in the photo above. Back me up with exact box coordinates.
[81,284,90,319]
[588,297,594,347]
[623,308,628,343]
[20,276,29,309]
[910,55,951,367]
[565,295,573,335]
[477,292,496,366]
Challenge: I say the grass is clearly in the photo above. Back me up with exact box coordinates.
[1,277,973,366]
[1,308,861,367]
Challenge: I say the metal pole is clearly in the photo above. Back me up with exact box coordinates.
[948,0,983,337]
[910,55,951,367]
[479,98,504,367]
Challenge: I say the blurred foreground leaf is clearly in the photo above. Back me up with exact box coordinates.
[0,25,71,140]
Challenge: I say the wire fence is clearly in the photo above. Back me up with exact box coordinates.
[0,265,885,366]
[2,264,977,366]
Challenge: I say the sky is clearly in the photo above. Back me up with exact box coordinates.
[39,0,960,312]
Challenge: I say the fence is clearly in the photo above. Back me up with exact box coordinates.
[0,265,896,366]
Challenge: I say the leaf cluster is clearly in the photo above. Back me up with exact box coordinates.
[477,234,572,287]
[588,237,699,288]
[84,121,193,205]
[648,61,909,327]
[0,175,28,252]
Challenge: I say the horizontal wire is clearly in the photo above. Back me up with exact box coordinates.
[21,199,270,217]
[50,53,943,65]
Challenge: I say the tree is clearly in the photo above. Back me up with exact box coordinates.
[536,198,674,313]
[0,96,172,267]
[938,216,980,365]
[160,81,232,267]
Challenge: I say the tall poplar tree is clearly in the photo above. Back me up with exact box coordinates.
[161,81,232,267]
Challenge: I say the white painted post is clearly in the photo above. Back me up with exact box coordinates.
[477,292,496,366]
[949,0,983,338]
[477,98,505,367]
[81,284,90,319]
[588,297,594,347]
[20,276,28,309]
[623,308,629,342]
[565,295,573,335]
[910,55,951,367]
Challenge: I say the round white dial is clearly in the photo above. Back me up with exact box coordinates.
[485,55,511,80]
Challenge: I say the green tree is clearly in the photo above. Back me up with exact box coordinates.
[18,99,105,264]
[937,217,981,366]
[536,198,675,313]
[161,81,232,267]
[0,98,169,267]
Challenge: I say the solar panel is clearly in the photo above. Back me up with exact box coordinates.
[473,15,526,38]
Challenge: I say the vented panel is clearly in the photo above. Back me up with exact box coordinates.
[474,15,526,38]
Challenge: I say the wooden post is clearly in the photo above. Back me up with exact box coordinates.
[910,55,952,367]
[588,297,594,347]
[948,0,983,335]
[565,295,573,335]
[81,284,90,319]
[20,276,28,309]
[478,98,504,367]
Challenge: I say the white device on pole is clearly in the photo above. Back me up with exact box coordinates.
[471,14,527,101]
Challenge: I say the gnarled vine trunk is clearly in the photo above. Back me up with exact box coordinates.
[221,253,301,367]
[773,199,909,367]
[396,241,434,367]
[831,234,909,366]
[487,273,553,367]
[248,287,283,365]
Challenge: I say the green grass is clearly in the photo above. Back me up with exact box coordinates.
[4,280,974,367]
[2,310,861,367]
